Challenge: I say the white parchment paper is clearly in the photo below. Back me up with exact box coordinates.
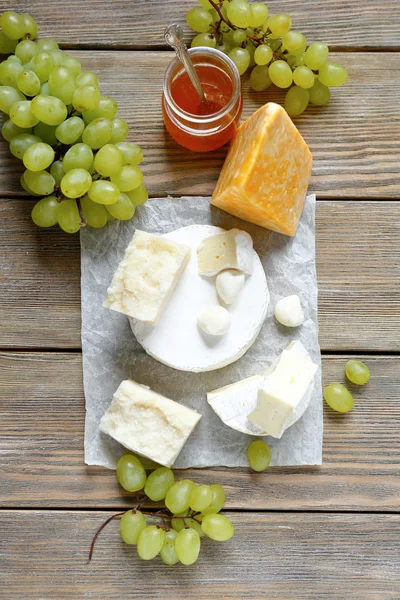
[81,194,322,469]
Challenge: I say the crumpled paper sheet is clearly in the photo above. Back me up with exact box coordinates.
[81,194,322,469]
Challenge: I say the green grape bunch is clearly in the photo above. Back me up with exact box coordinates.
[0,11,148,233]
[88,454,234,565]
[186,0,348,117]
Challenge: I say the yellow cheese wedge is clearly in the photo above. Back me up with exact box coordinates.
[211,103,312,236]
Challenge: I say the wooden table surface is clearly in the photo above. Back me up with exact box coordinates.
[1,1,400,598]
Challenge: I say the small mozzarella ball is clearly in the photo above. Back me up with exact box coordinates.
[216,269,245,305]
[274,294,304,327]
[197,306,231,337]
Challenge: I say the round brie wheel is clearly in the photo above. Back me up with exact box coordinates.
[130,225,269,373]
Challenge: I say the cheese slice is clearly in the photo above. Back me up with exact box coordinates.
[99,379,201,467]
[248,340,318,438]
[211,103,312,236]
[104,230,190,326]
[197,229,253,276]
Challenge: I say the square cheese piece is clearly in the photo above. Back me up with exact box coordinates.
[197,228,253,276]
[211,103,312,236]
[99,380,201,467]
[248,340,318,438]
[104,230,190,325]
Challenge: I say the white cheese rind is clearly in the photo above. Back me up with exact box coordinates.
[99,379,201,467]
[103,230,191,326]
[274,294,305,327]
[197,306,231,336]
[197,229,253,276]
[216,269,245,304]
[248,340,318,438]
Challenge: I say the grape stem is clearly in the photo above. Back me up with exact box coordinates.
[76,198,87,227]
[87,511,125,563]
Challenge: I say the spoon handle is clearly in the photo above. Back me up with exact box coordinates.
[164,24,206,102]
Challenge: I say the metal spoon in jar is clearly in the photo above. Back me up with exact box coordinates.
[164,23,206,102]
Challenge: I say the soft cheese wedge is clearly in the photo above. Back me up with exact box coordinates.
[211,103,312,236]
[104,230,191,326]
[99,380,201,467]
[248,341,318,438]
[197,229,253,276]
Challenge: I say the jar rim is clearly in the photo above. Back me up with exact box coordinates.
[163,47,241,125]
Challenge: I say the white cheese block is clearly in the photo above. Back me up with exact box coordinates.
[216,269,245,304]
[103,230,190,326]
[274,294,305,327]
[197,229,253,276]
[248,340,318,438]
[130,225,269,372]
[197,306,231,336]
[99,379,201,467]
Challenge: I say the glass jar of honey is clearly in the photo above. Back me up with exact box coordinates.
[162,47,243,152]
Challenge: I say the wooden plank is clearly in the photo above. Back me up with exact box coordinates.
[1,510,400,599]
[1,52,399,199]
[1,352,399,510]
[2,0,400,49]
[1,200,398,351]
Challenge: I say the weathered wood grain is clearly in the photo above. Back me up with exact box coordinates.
[1,510,400,599]
[1,352,399,510]
[1,0,399,49]
[1,52,399,199]
[1,200,398,351]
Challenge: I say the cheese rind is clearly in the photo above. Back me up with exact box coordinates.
[211,103,312,237]
[104,230,191,325]
[99,379,201,467]
[248,340,318,438]
[197,229,253,276]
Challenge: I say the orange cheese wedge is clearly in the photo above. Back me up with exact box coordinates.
[211,103,312,236]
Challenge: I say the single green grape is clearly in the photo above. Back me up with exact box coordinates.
[80,195,108,228]
[127,184,148,207]
[144,467,175,502]
[39,82,50,95]
[201,514,234,541]
[171,515,204,537]
[174,528,200,566]
[110,118,129,144]
[268,60,293,88]
[0,11,25,40]
[33,122,58,145]
[72,85,100,112]
[110,165,143,192]
[282,30,306,54]
[60,169,92,199]
[57,199,81,233]
[20,173,39,195]
[31,95,67,126]
[247,439,271,471]
[9,100,39,128]
[186,7,213,33]
[217,40,232,54]
[88,180,120,205]
[0,59,24,88]
[17,70,41,97]
[116,142,143,166]
[191,33,216,49]
[23,142,55,172]
[308,79,330,106]
[63,56,82,77]
[254,45,273,66]
[249,65,271,91]
[94,143,124,177]
[20,13,38,39]
[30,52,55,83]
[304,42,329,70]
[293,65,315,89]
[31,195,59,227]
[24,169,55,196]
[345,360,370,385]
[83,96,118,122]
[202,484,226,515]
[62,143,94,172]
[6,55,22,65]
[15,40,38,64]
[228,47,251,76]
[119,510,146,545]
[55,116,85,145]
[76,71,99,87]
[37,38,59,53]
[249,2,268,28]
[227,0,252,29]
[49,49,67,66]
[232,30,247,45]
[285,86,310,117]
[165,480,195,514]
[116,454,147,492]
[50,161,65,186]
[0,31,18,54]
[267,13,292,36]
[318,62,348,87]
[160,530,179,565]
[0,86,26,114]
[323,382,354,413]
[48,65,76,105]
[189,485,213,512]
[82,117,113,149]
[137,526,165,561]
[106,193,135,220]
[10,133,41,159]
[2,119,31,143]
